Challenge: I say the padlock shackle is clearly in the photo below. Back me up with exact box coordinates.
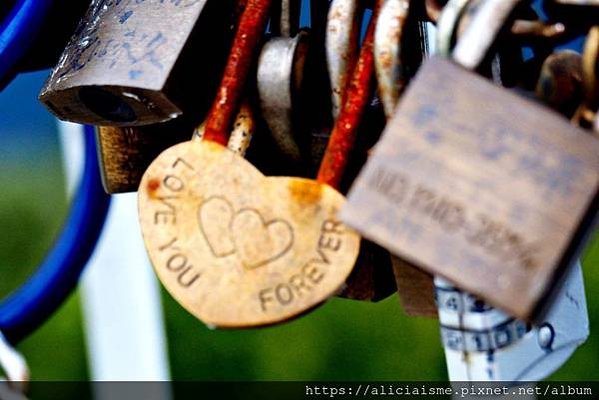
[435,0,471,58]
[281,0,302,37]
[203,0,274,146]
[0,0,54,86]
[0,126,111,344]
[257,31,310,161]
[374,0,411,119]
[326,0,362,119]
[582,26,599,107]
[318,0,381,189]
[452,0,524,70]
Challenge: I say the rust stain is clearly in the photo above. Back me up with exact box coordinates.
[380,50,393,69]
[147,178,161,199]
[289,180,323,205]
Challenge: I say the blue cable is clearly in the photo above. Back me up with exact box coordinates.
[0,0,111,344]
[0,126,111,344]
[0,0,54,81]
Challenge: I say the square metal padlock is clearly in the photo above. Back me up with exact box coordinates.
[341,56,599,320]
[39,0,235,126]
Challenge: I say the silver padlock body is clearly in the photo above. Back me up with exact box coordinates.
[39,0,235,126]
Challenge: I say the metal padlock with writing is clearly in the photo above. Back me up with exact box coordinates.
[341,0,599,320]
[39,0,236,126]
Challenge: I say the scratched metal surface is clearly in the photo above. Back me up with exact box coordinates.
[341,57,599,320]
[42,0,208,90]
[38,0,236,126]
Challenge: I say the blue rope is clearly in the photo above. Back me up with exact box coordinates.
[0,126,111,344]
[0,0,54,81]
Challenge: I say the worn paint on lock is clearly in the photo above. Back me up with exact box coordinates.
[341,57,599,320]
[47,0,210,83]
[194,101,255,157]
[40,0,234,126]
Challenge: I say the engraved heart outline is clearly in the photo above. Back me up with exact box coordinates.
[198,196,236,258]
[198,196,295,269]
[230,208,294,270]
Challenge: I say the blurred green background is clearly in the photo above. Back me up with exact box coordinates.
[0,69,598,384]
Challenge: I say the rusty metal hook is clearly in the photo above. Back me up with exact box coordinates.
[326,0,362,119]
[374,0,411,118]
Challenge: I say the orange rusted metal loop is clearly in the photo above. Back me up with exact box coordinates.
[203,0,274,146]
[318,0,382,189]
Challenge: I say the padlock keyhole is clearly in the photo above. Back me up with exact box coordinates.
[79,87,137,123]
